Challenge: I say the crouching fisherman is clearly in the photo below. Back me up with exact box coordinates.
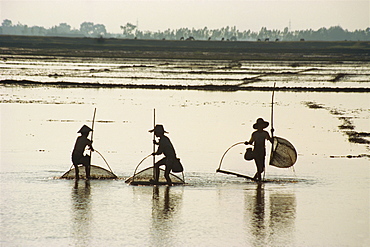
[150,125,177,186]
[72,125,94,179]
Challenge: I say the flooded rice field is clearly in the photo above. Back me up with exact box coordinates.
[1,56,369,246]
[1,55,370,90]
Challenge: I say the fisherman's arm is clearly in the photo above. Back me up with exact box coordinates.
[86,139,94,152]
[266,132,273,144]
[152,143,163,155]
[245,133,255,145]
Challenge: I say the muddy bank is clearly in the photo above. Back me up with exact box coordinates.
[2,79,370,92]
[1,35,369,61]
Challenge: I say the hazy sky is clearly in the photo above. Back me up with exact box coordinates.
[1,0,369,33]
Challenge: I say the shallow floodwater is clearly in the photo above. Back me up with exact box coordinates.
[1,56,370,89]
[1,59,369,246]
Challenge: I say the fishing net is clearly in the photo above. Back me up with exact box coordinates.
[61,165,117,179]
[125,167,185,185]
[269,137,297,168]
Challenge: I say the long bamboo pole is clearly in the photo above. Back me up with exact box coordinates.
[152,108,156,178]
[270,82,276,138]
[89,108,97,166]
[262,83,276,181]
[268,82,276,173]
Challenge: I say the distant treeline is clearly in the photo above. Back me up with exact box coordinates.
[1,19,369,41]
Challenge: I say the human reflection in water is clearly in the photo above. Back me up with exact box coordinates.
[249,183,266,246]
[71,180,92,247]
[152,186,175,219]
[246,183,296,247]
[150,186,182,246]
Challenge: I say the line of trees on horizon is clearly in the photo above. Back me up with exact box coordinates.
[1,19,369,41]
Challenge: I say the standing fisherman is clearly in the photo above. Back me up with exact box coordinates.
[245,118,272,181]
[72,125,94,179]
[150,125,177,186]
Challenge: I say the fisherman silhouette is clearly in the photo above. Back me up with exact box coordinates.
[150,125,177,186]
[245,118,272,181]
[72,125,94,179]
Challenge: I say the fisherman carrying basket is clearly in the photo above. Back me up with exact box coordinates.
[245,118,273,181]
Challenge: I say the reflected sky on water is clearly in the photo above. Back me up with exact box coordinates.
[1,59,369,246]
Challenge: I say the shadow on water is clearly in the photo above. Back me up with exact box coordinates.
[71,180,92,247]
[150,186,183,246]
[245,183,296,247]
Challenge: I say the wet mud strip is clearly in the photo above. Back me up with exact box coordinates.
[46,119,116,123]
[329,73,347,82]
[239,69,320,85]
[1,80,369,93]
[336,116,370,145]
[0,98,85,104]
[303,101,370,155]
